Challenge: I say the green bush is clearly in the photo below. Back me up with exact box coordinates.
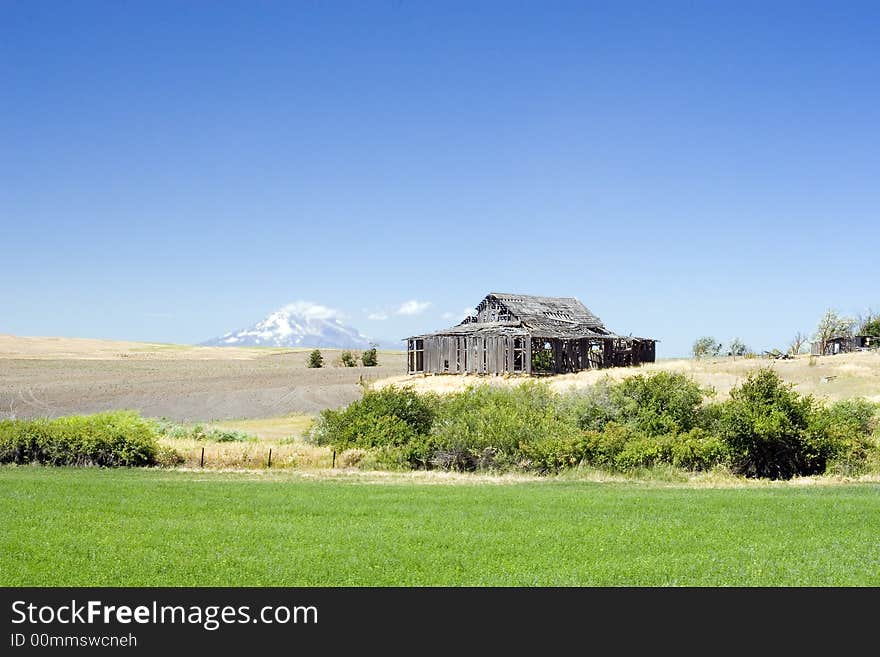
[308,386,437,456]
[519,433,593,474]
[155,445,184,467]
[670,429,731,471]
[0,412,159,467]
[566,372,708,436]
[717,369,829,479]
[340,351,357,367]
[152,421,257,443]
[611,372,708,436]
[307,349,323,368]
[361,346,378,367]
[431,383,578,471]
[561,379,620,431]
[614,434,676,470]
[810,398,879,476]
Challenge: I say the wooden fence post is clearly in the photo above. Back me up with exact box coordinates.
[267,449,272,468]
[332,450,336,468]
[200,447,205,468]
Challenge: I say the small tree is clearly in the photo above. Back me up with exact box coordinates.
[307,349,323,368]
[693,336,721,359]
[788,332,809,356]
[340,351,357,367]
[728,337,748,359]
[361,344,378,367]
[813,309,855,355]
[860,317,880,338]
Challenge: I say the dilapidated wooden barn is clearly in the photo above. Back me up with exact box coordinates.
[407,292,657,375]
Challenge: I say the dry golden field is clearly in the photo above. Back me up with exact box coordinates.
[376,351,880,403]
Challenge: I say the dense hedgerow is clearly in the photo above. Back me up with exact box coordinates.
[0,411,160,467]
[307,369,880,479]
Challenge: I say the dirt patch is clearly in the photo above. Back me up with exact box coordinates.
[0,335,406,421]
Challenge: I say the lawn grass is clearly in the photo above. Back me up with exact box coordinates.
[1,466,879,586]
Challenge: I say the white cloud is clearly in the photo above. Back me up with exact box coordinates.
[367,311,389,321]
[396,300,432,316]
[282,301,343,321]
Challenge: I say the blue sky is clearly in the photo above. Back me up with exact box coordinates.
[2,1,878,357]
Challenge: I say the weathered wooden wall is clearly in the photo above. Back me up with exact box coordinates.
[409,335,532,375]
[409,335,655,375]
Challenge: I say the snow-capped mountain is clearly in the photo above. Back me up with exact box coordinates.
[202,302,376,349]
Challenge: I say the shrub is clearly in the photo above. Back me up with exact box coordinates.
[155,445,184,467]
[308,385,437,457]
[519,432,594,474]
[430,383,578,471]
[670,429,731,471]
[152,422,257,443]
[809,399,878,476]
[340,351,357,367]
[580,423,636,468]
[0,411,159,467]
[307,349,323,368]
[210,428,258,443]
[561,379,619,432]
[565,372,708,436]
[338,448,367,468]
[361,345,378,367]
[614,434,675,470]
[717,369,826,479]
[610,372,708,436]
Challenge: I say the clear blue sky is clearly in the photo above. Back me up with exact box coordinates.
[2,1,878,357]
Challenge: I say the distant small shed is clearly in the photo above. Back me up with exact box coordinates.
[811,335,879,356]
[406,292,657,375]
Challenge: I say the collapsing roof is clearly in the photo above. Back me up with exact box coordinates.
[416,292,647,341]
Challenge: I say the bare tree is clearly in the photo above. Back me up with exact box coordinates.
[788,332,809,356]
[813,309,855,356]
[2,395,17,420]
[692,336,721,359]
[728,337,748,359]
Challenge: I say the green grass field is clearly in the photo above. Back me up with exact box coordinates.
[2,466,879,586]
